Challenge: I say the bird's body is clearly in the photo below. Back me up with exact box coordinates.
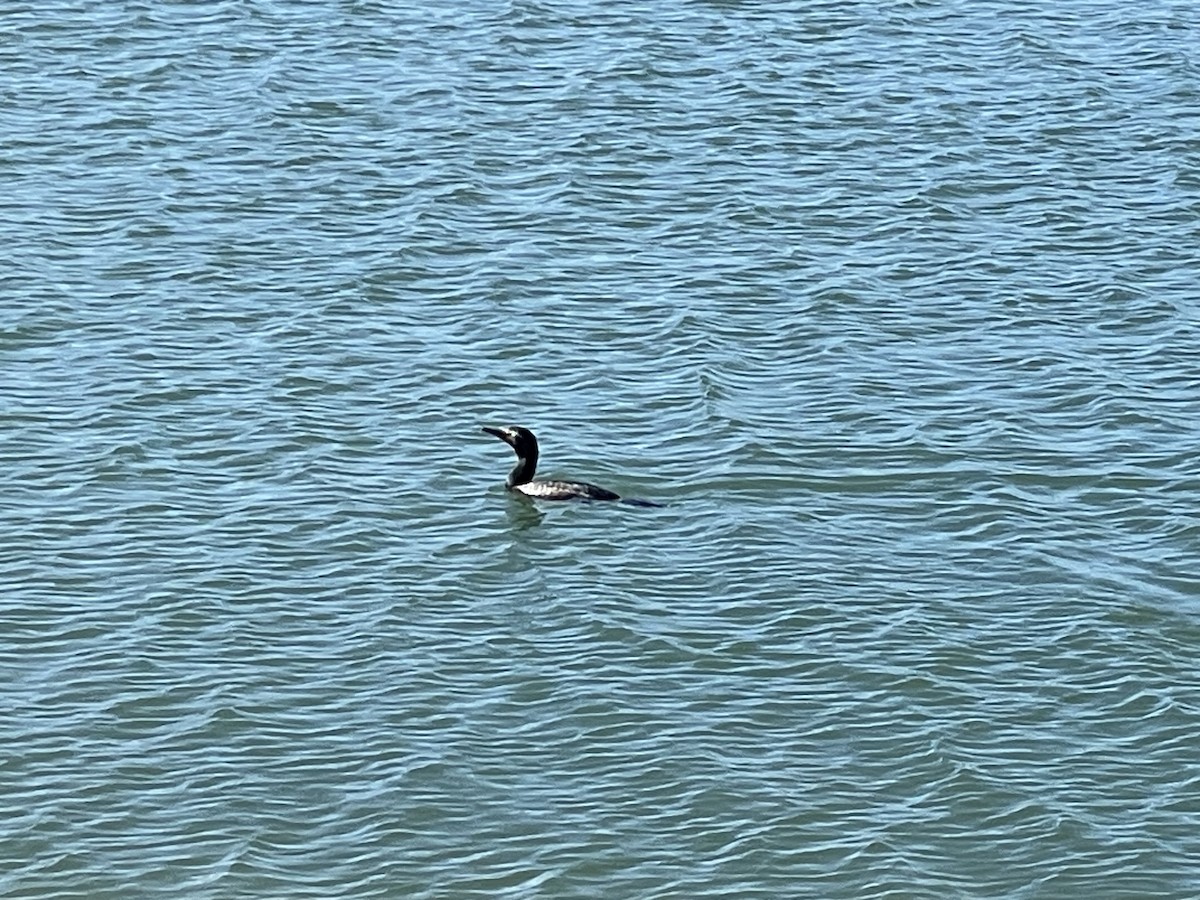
[481,425,659,506]
[511,478,620,502]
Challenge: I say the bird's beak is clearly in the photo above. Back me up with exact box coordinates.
[481,426,509,443]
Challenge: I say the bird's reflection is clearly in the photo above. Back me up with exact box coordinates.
[502,495,545,530]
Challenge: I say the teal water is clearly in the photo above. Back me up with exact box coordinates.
[3,1,1199,897]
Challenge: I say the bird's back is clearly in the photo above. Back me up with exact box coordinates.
[513,479,621,502]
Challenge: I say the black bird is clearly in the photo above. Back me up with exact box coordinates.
[481,425,660,505]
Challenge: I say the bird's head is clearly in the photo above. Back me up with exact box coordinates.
[481,425,539,456]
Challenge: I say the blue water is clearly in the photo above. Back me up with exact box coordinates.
[3,1,1199,897]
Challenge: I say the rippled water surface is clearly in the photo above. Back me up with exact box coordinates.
[4,1,1200,897]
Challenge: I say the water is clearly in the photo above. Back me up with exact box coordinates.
[3,1,1199,897]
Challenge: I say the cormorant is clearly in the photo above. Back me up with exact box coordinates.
[481,425,660,506]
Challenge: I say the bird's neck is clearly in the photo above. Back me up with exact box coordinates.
[506,450,537,487]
